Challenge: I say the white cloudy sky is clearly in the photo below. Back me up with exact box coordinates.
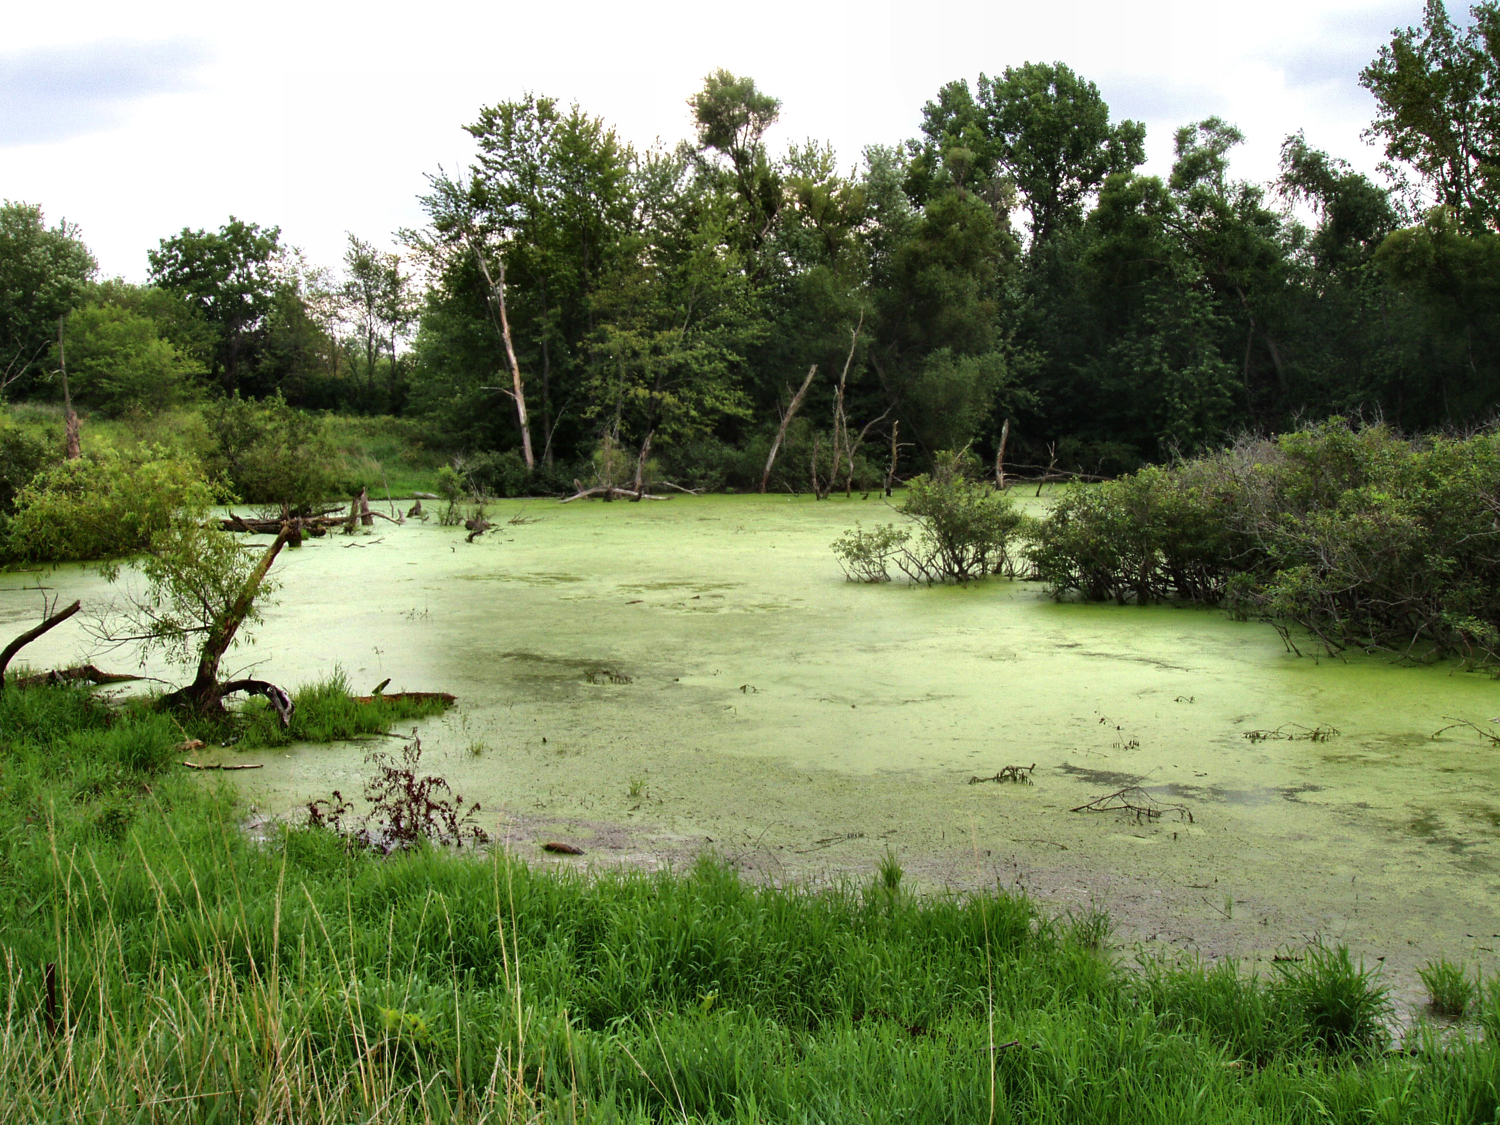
[2,0,1432,280]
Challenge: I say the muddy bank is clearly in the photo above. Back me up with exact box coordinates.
[6,492,1500,1007]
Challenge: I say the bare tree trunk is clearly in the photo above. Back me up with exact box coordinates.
[761,365,817,493]
[0,599,81,691]
[885,421,899,496]
[630,430,653,500]
[58,318,79,460]
[995,418,1010,490]
[833,312,863,497]
[811,433,822,499]
[470,247,535,470]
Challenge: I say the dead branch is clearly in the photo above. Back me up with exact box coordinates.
[1242,723,1340,743]
[0,599,81,690]
[969,764,1035,784]
[761,364,818,493]
[1431,716,1500,746]
[352,691,457,707]
[12,664,141,689]
[1071,786,1193,823]
[218,679,296,727]
[559,486,668,503]
[182,761,264,771]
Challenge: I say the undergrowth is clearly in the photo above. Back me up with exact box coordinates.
[229,669,452,748]
[1,682,1499,1122]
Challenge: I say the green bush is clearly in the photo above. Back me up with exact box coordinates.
[834,450,1029,584]
[203,393,340,514]
[1031,421,1500,665]
[3,447,215,563]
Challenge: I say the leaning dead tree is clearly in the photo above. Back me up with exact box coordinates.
[761,365,818,493]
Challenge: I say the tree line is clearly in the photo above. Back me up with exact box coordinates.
[5,0,1500,490]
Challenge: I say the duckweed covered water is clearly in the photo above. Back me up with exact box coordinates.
[5,492,1500,992]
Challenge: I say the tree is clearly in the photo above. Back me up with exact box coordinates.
[341,235,416,411]
[689,70,783,252]
[0,201,96,396]
[1360,0,1500,232]
[59,301,201,415]
[979,62,1145,246]
[147,218,281,395]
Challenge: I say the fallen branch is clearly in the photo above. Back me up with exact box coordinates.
[182,761,264,771]
[0,599,82,690]
[761,364,818,493]
[559,486,669,503]
[1242,722,1340,743]
[352,691,457,707]
[13,664,142,689]
[969,764,1035,784]
[218,679,296,727]
[541,841,585,855]
[1432,716,1500,746]
[1072,786,1193,823]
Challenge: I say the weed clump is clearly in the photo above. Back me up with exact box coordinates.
[306,733,488,853]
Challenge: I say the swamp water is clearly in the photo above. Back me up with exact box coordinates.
[5,492,1500,995]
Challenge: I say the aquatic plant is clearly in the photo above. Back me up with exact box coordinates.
[1418,957,1475,1017]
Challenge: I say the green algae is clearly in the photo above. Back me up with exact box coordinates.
[5,492,1500,1000]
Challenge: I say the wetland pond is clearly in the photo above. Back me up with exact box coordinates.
[5,491,1500,997]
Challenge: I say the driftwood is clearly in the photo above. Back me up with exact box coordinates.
[218,679,296,727]
[352,691,457,707]
[0,598,81,690]
[13,664,141,689]
[761,364,818,493]
[182,761,264,771]
[560,486,668,503]
[1072,786,1193,824]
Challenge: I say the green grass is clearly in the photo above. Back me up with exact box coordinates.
[1,682,1499,1122]
[229,669,453,749]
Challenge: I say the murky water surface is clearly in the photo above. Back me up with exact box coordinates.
[6,493,1500,992]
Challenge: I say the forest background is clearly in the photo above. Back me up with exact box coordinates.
[4,0,1499,500]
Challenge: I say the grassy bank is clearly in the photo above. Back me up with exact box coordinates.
[1,684,1498,1122]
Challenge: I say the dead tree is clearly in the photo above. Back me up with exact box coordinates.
[995,418,1010,490]
[761,365,817,493]
[469,247,534,470]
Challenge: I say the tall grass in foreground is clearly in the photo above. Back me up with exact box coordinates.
[3,684,1500,1122]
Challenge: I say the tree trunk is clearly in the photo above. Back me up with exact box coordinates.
[58,318,80,460]
[470,244,535,470]
[166,527,292,715]
[761,365,817,493]
[995,418,1010,490]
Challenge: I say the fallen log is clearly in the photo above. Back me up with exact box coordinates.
[13,664,142,689]
[541,841,585,855]
[352,691,457,707]
[218,679,296,727]
[0,598,81,690]
[560,486,669,503]
[182,761,264,771]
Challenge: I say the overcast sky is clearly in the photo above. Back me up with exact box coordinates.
[1,0,1434,280]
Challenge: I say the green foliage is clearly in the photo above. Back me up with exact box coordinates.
[60,301,202,415]
[1032,421,1500,666]
[832,452,1028,584]
[235,670,452,748]
[4,447,214,564]
[1418,957,1475,1018]
[0,201,97,396]
[1271,944,1391,1054]
[0,413,53,515]
[832,522,911,582]
[203,393,340,513]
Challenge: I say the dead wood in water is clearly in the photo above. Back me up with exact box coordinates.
[0,597,81,690]
[969,763,1034,784]
[352,691,457,707]
[1432,716,1500,746]
[182,760,264,771]
[560,486,669,503]
[1072,786,1193,823]
[13,664,141,688]
[761,364,818,493]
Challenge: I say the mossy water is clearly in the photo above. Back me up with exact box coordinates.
[5,492,1500,993]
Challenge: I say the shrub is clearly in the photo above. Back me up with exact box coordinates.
[1418,958,1475,1018]
[203,393,340,514]
[1031,421,1500,666]
[4,447,215,563]
[833,450,1029,585]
